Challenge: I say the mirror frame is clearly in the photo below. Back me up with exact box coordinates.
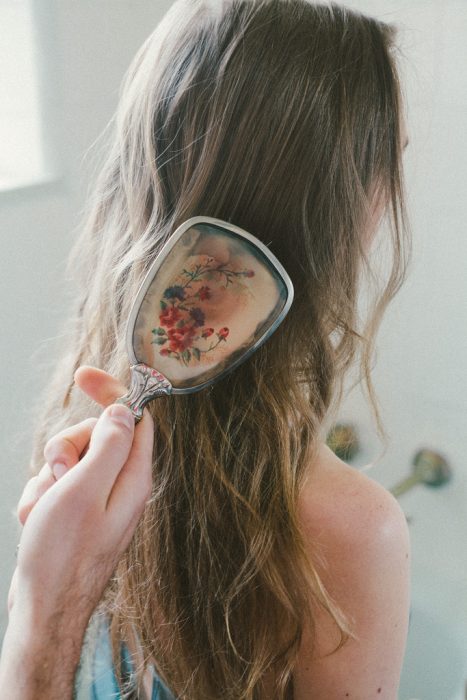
[125,215,294,394]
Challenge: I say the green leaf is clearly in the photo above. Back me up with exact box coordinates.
[160,300,167,310]
[192,347,201,361]
[152,327,166,336]
[152,338,167,345]
[182,349,191,362]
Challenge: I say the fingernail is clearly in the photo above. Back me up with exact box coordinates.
[52,462,68,479]
[108,404,134,429]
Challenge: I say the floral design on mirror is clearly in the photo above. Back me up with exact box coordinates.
[150,256,255,365]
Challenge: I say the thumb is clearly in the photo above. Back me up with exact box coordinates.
[77,403,135,501]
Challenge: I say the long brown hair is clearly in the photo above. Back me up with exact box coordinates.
[29,1,411,697]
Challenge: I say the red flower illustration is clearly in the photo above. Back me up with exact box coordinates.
[198,285,211,300]
[160,306,182,327]
[167,325,196,352]
[155,257,246,364]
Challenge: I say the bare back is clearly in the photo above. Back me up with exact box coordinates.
[293,443,411,699]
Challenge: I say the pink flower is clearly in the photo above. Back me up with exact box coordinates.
[198,285,211,301]
[159,306,182,328]
[167,325,196,352]
[245,269,255,278]
[218,327,229,340]
[201,327,214,338]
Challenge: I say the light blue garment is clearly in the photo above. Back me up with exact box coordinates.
[74,614,176,700]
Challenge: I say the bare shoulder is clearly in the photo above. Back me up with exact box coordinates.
[298,443,410,548]
[293,443,411,700]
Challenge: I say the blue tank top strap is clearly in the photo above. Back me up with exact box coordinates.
[74,613,176,699]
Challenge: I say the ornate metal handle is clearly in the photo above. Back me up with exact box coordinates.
[114,363,173,423]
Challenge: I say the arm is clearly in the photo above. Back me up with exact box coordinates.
[294,464,411,700]
[0,605,86,700]
[0,368,154,699]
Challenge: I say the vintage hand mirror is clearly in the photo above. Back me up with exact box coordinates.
[116,216,294,422]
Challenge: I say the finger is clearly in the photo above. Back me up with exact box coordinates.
[43,417,98,476]
[73,366,128,408]
[17,463,57,526]
[107,407,154,520]
[76,403,135,501]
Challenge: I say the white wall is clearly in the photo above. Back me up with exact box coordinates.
[337,0,467,624]
[1,0,466,665]
[338,4,467,693]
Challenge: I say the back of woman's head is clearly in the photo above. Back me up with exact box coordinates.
[31,1,411,698]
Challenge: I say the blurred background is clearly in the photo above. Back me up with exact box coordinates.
[0,1,466,698]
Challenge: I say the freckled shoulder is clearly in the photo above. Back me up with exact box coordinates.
[293,443,411,700]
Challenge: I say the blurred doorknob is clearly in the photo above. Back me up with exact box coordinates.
[326,423,360,461]
[390,449,452,498]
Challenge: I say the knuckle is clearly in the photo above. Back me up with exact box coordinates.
[16,457,82,531]
[44,437,69,465]
[17,495,33,525]
[17,476,36,504]
[16,474,45,524]
[43,436,55,459]
[16,503,29,526]
[43,418,97,464]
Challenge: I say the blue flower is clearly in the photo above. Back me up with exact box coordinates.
[163,285,186,301]
[189,307,205,327]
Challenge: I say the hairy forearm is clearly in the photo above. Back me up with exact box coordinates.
[0,606,86,700]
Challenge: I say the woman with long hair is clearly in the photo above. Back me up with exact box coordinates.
[1,0,412,698]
